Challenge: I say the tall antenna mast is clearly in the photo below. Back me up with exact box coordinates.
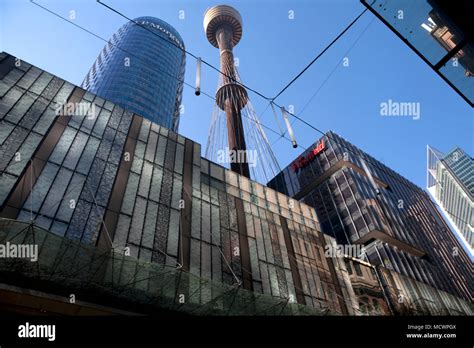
[204,5,250,178]
[204,5,280,182]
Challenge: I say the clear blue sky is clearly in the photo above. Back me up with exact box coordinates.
[1,0,472,188]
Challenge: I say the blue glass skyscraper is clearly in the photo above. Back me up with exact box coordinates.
[82,16,185,131]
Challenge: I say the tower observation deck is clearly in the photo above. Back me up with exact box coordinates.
[204,5,280,182]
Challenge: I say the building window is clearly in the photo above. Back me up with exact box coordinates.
[345,259,353,275]
[354,262,363,277]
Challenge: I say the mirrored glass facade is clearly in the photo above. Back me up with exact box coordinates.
[82,16,185,131]
[268,131,474,304]
[361,0,474,106]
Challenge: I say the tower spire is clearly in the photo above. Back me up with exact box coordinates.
[204,5,250,178]
[204,5,280,182]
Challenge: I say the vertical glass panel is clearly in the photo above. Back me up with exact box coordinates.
[33,105,57,135]
[209,162,224,181]
[201,201,211,243]
[278,192,289,209]
[93,96,105,108]
[0,127,29,163]
[35,215,53,231]
[139,248,152,263]
[96,163,118,206]
[144,131,158,163]
[239,175,250,192]
[138,162,153,198]
[267,264,280,297]
[166,209,180,257]
[49,127,77,165]
[174,142,184,174]
[107,105,124,130]
[261,220,275,264]
[67,199,92,241]
[191,197,201,239]
[0,173,18,206]
[225,170,238,187]
[192,165,200,190]
[200,158,209,175]
[192,142,201,166]
[63,131,89,170]
[248,238,261,280]
[67,100,89,129]
[92,109,111,138]
[19,96,49,130]
[159,126,168,137]
[177,134,185,145]
[40,167,73,218]
[164,139,176,172]
[211,245,222,282]
[190,238,201,276]
[259,263,271,295]
[142,201,158,249]
[170,176,182,210]
[131,141,145,174]
[254,218,266,262]
[82,205,105,244]
[16,66,42,90]
[76,137,100,175]
[118,110,133,134]
[5,91,37,124]
[246,214,255,238]
[210,204,220,245]
[0,120,15,145]
[80,104,99,133]
[17,209,36,223]
[50,220,68,237]
[210,186,219,206]
[128,196,147,245]
[148,166,163,203]
[0,87,23,118]
[109,131,126,165]
[6,132,42,176]
[103,100,114,111]
[150,123,160,134]
[55,173,85,222]
[201,243,211,279]
[52,81,75,106]
[121,172,139,215]
[82,91,95,102]
[138,118,151,142]
[114,214,131,247]
[23,162,59,213]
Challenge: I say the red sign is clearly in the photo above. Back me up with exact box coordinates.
[291,138,325,173]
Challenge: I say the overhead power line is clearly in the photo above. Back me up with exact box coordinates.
[28,0,471,230]
[271,7,368,101]
[91,0,381,167]
[28,0,302,162]
[96,0,272,102]
[272,15,376,147]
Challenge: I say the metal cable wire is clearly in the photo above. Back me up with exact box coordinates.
[96,0,272,102]
[271,7,369,101]
[27,0,472,228]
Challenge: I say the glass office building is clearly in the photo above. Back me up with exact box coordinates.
[0,53,472,315]
[427,145,473,253]
[361,0,474,106]
[82,16,185,132]
[268,131,474,304]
